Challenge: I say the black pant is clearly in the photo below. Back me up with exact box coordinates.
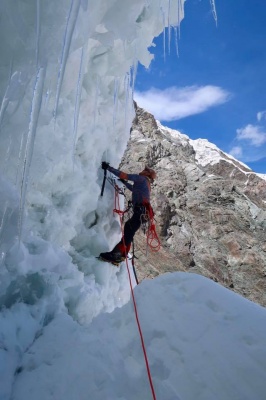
[123,205,146,246]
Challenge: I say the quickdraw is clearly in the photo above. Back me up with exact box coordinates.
[107,175,125,196]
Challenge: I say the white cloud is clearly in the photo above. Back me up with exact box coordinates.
[236,124,266,147]
[134,85,230,121]
[229,146,243,158]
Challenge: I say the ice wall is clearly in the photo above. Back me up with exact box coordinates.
[0,1,185,323]
[0,0,184,254]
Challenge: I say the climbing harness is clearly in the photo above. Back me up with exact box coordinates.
[103,171,160,251]
[114,180,160,252]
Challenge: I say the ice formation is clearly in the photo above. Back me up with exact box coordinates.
[0,0,185,318]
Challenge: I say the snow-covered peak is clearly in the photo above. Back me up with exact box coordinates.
[257,173,266,181]
[158,121,265,180]
[190,137,252,171]
[157,120,190,145]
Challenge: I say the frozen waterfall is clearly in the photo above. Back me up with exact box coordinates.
[0,0,185,321]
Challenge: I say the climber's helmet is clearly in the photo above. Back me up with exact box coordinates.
[139,166,156,183]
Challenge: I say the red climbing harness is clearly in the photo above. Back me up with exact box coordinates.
[113,187,160,253]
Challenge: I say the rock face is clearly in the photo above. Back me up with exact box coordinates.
[120,104,266,307]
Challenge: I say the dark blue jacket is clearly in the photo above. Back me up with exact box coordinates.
[108,166,151,206]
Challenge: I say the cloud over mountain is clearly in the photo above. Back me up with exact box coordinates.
[135,85,230,121]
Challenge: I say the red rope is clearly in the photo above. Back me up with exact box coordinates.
[143,202,160,252]
[114,190,157,400]
[147,222,160,252]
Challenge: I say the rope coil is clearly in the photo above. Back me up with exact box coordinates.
[141,202,160,253]
[147,223,161,252]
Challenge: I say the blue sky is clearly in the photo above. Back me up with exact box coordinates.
[135,0,266,173]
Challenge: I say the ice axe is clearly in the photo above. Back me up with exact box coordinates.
[100,161,109,196]
[100,169,107,196]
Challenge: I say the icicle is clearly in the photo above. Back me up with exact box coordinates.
[0,202,9,241]
[174,0,184,56]
[72,46,84,166]
[8,57,14,82]
[93,75,100,129]
[177,0,183,37]
[1,72,23,180]
[54,0,81,120]
[160,7,166,62]
[18,66,46,241]
[179,0,184,17]
[128,60,137,120]
[15,129,27,185]
[44,88,50,107]
[209,0,218,26]
[3,136,13,175]
[124,72,130,130]
[174,26,179,57]
[113,78,120,129]
[0,201,10,265]
[168,0,171,55]
[0,93,9,128]
[0,65,13,128]
[130,59,138,111]
[132,61,138,90]
[36,0,40,67]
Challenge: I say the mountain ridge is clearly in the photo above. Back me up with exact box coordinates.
[120,104,266,306]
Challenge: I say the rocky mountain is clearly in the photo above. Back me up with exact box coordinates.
[120,104,266,307]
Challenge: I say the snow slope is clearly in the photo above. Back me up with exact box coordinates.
[3,273,266,400]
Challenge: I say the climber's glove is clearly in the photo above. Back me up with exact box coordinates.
[101,161,110,170]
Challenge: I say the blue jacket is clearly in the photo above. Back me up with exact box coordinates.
[108,166,151,206]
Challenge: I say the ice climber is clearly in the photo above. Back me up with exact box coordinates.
[99,162,156,265]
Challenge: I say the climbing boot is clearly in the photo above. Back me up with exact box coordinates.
[98,251,125,266]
